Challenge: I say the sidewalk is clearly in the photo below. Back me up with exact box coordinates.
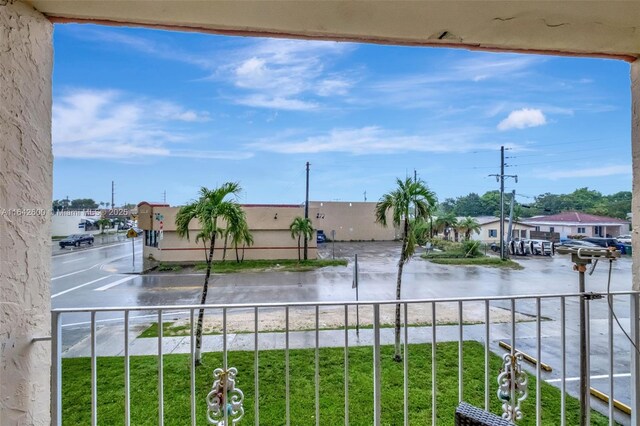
[62,321,535,358]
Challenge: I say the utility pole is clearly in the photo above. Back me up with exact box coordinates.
[111,181,115,209]
[500,147,504,259]
[489,146,517,260]
[304,161,310,260]
[507,190,515,247]
[163,190,166,204]
[414,169,418,219]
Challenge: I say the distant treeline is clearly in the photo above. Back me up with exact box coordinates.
[438,188,631,220]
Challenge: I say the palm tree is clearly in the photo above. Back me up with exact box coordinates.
[458,216,481,240]
[434,212,458,240]
[375,177,437,361]
[233,220,254,263]
[175,182,243,365]
[289,216,313,261]
[412,217,432,246]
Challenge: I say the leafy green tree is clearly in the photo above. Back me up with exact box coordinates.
[289,217,313,261]
[438,198,456,214]
[70,198,98,209]
[375,177,437,361]
[175,182,243,365]
[457,216,481,240]
[452,193,484,217]
[479,191,501,216]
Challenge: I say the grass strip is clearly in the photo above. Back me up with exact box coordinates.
[62,341,611,425]
[427,256,522,269]
[154,258,349,273]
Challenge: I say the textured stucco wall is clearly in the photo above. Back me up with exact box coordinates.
[0,1,52,425]
[310,201,398,241]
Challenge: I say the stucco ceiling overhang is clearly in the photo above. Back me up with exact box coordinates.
[25,1,640,60]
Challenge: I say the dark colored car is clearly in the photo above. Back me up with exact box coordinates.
[317,229,326,243]
[59,233,94,248]
[582,237,626,254]
[557,239,599,248]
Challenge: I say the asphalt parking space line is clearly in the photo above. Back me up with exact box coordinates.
[94,275,136,291]
[546,373,631,383]
[52,276,113,298]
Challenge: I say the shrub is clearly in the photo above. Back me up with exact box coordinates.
[462,240,481,258]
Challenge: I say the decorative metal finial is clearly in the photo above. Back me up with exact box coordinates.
[497,352,528,421]
[207,367,244,425]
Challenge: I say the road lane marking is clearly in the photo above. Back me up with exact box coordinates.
[94,275,136,291]
[62,257,86,264]
[51,276,112,298]
[51,268,93,281]
[53,242,129,257]
[546,373,631,383]
[52,252,141,280]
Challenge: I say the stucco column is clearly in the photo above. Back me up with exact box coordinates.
[630,59,640,425]
[0,1,53,425]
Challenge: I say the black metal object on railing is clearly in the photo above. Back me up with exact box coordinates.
[455,402,514,426]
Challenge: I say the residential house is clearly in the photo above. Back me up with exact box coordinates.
[469,216,536,243]
[522,211,630,240]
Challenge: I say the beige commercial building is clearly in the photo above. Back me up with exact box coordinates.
[310,201,399,241]
[138,202,319,262]
[137,200,397,262]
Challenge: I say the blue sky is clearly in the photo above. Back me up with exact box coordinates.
[52,24,632,207]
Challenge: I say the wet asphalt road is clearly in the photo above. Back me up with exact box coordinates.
[52,240,636,422]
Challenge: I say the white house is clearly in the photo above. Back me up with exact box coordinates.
[522,211,630,239]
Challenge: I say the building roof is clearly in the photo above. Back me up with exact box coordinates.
[523,211,629,225]
[137,201,170,207]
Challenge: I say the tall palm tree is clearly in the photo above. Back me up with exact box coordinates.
[458,216,481,240]
[289,216,313,261]
[175,182,243,365]
[375,177,437,361]
[434,212,458,240]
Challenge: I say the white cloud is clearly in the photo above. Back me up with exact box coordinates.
[544,165,631,180]
[219,38,354,110]
[234,95,318,111]
[248,126,511,155]
[497,108,547,131]
[53,89,251,160]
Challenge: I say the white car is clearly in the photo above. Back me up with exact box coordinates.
[524,239,554,256]
[618,234,632,244]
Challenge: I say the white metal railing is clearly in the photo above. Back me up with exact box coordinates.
[51,291,640,425]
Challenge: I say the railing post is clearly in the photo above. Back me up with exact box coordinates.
[631,293,640,425]
[373,304,381,426]
[51,311,62,426]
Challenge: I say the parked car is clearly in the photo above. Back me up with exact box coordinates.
[617,234,632,244]
[524,239,554,256]
[317,229,326,243]
[59,233,94,248]
[582,237,626,254]
[557,239,599,248]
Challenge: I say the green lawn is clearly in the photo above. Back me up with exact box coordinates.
[61,341,611,425]
[427,256,523,269]
[153,258,348,274]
